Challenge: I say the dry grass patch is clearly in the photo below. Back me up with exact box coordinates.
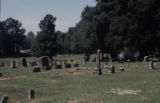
[0,75,25,81]
[68,99,85,103]
[28,98,46,103]
[110,88,142,95]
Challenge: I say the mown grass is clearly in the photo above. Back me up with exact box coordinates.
[0,55,160,103]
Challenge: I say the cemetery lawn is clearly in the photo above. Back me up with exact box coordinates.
[0,56,160,103]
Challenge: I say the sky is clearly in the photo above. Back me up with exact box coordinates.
[1,0,96,34]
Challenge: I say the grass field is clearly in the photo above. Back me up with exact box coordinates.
[0,55,160,103]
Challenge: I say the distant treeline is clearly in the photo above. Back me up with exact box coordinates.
[0,0,160,60]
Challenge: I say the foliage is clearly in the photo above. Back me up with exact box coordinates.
[0,18,26,57]
[32,14,57,59]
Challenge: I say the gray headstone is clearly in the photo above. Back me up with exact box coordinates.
[40,56,49,70]
[0,96,8,103]
[29,90,35,100]
[149,61,154,69]
[94,49,102,75]
[65,64,71,68]
[22,57,27,67]
[32,67,41,72]
[10,60,16,68]
[0,73,3,77]
[109,65,115,73]
[30,61,37,67]
[119,66,125,72]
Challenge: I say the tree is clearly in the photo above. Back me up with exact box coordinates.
[32,14,57,59]
[23,31,35,49]
[0,18,25,57]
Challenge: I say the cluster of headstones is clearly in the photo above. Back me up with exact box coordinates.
[32,56,79,73]
[10,57,28,68]
[93,49,156,75]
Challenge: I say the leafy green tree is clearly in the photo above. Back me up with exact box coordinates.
[0,18,25,57]
[23,31,35,49]
[32,14,57,59]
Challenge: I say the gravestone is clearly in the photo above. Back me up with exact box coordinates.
[93,49,102,75]
[29,90,35,100]
[73,64,79,67]
[32,67,41,72]
[44,66,52,70]
[0,73,3,77]
[40,56,49,70]
[30,61,37,67]
[109,65,115,73]
[10,60,16,68]
[70,59,74,62]
[149,61,154,69]
[119,66,125,72]
[0,96,8,103]
[22,57,27,67]
[55,65,62,69]
[65,64,71,68]
[144,56,149,62]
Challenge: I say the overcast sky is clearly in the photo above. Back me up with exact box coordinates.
[1,0,96,34]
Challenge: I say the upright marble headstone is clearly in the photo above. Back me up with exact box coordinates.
[22,57,27,67]
[97,49,102,75]
[149,61,154,69]
[0,96,8,103]
[29,90,35,100]
[40,56,49,70]
[0,73,3,77]
[93,49,102,75]
[110,65,115,73]
[10,60,16,68]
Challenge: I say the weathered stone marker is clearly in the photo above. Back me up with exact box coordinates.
[29,90,35,100]
[32,67,41,72]
[55,65,62,69]
[30,61,37,67]
[73,63,79,67]
[109,65,115,73]
[22,57,27,67]
[93,49,102,75]
[40,56,49,70]
[65,64,71,68]
[10,60,16,68]
[149,61,154,69]
[97,49,102,75]
[0,73,3,77]
[119,66,125,72]
[144,56,149,62]
[0,96,9,103]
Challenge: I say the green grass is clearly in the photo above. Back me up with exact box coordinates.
[0,55,160,103]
